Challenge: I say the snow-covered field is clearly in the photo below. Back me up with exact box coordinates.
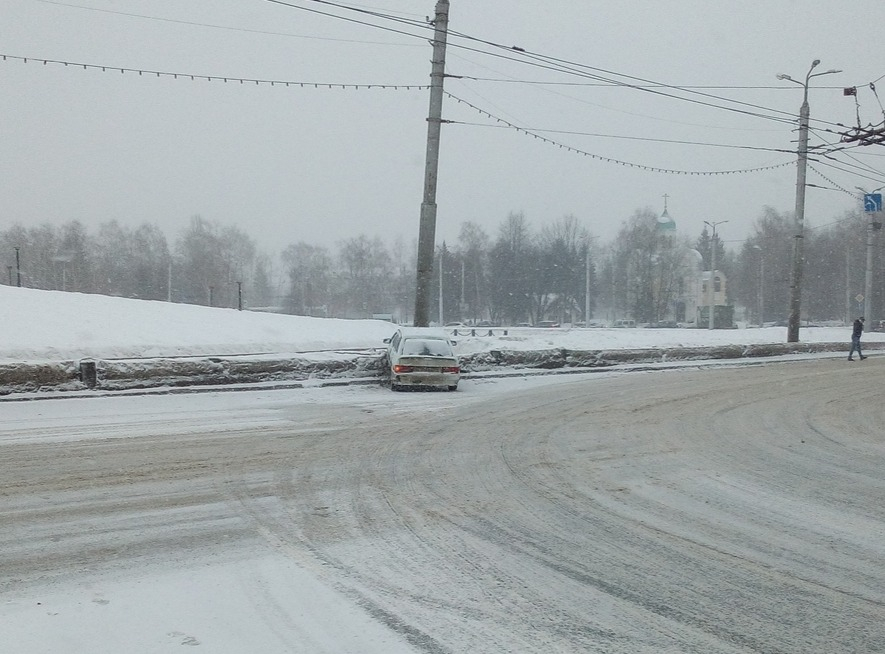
[1,285,877,363]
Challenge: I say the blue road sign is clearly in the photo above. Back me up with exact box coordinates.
[864,193,882,212]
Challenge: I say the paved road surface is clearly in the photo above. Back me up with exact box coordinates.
[2,359,884,652]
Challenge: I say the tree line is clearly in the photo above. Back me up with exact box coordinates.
[1,205,878,325]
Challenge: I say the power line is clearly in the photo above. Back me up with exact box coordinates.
[449,76,848,91]
[265,0,816,129]
[446,92,795,176]
[450,120,795,154]
[0,49,800,177]
[35,0,425,46]
[809,156,885,187]
[441,27,825,128]
[35,0,840,133]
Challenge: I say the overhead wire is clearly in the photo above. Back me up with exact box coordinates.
[445,92,794,176]
[449,120,796,154]
[19,0,881,188]
[35,0,425,46]
[271,0,809,128]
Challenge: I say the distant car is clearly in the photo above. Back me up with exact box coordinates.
[536,321,560,328]
[515,322,533,328]
[383,327,461,391]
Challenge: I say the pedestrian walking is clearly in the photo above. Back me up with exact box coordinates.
[848,316,866,361]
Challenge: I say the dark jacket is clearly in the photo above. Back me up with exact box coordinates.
[853,319,864,339]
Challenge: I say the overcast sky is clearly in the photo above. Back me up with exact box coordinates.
[3,0,884,256]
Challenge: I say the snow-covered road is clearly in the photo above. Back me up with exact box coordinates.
[2,360,884,653]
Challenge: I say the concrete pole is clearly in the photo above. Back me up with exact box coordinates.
[864,217,874,321]
[753,245,764,326]
[787,92,810,342]
[709,234,716,330]
[704,221,726,329]
[585,247,591,325]
[14,247,22,287]
[759,256,765,327]
[460,258,465,320]
[413,0,450,327]
[438,249,444,324]
[779,61,841,341]
[846,246,852,323]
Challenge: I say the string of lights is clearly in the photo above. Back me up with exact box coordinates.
[807,165,860,198]
[0,53,428,91]
[441,28,832,129]
[30,0,853,138]
[445,92,794,176]
[5,51,874,187]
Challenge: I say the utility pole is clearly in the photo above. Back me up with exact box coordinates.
[460,258,466,321]
[846,247,851,323]
[413,0,450,327]
[753,244,764,326]
[585,246,591,325]
[704,220,727,329]
[438,248,444,324]
[777,60,841,342]
[857,186,884,322]
[14,246,22,287]
[864,216,874,321]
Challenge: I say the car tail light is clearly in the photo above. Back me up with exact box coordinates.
[393,364,414,373]
[441,366,460,374]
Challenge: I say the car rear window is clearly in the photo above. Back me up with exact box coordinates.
[401,338,453,357]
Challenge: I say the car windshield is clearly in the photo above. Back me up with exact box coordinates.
[401,338,452,357]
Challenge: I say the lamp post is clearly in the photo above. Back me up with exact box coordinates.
[14,247,22,287]
[777,60,841,342]
[704,220,727,329]
[753,244,765,327]
[51,252,74,292]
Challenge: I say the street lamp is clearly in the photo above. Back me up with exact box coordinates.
[703,220,727,330]
[777,60,841,342]
[51,252,75,292]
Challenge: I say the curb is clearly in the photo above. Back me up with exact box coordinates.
[1,341,879,400]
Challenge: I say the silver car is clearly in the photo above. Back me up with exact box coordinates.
[383,327,460,391]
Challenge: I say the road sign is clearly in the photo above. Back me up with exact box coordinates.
[863,193,882,213]
[856,294,865,303]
